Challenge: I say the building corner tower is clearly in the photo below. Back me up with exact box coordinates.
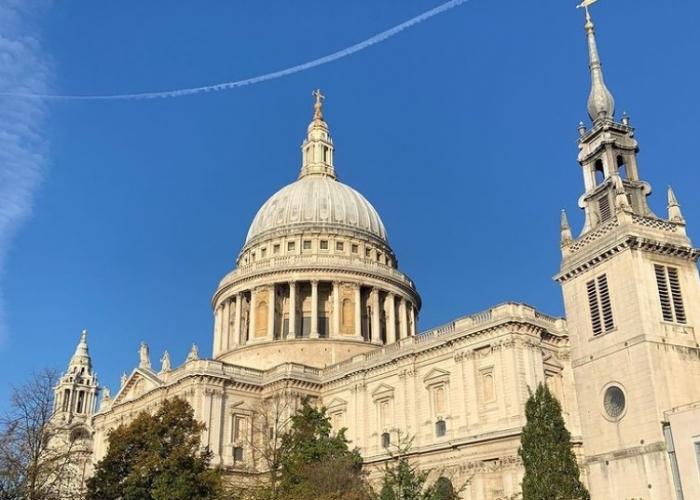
[555,7,700,500]
[51,330,100,491]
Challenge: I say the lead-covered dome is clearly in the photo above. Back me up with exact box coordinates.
[246,176,388,243]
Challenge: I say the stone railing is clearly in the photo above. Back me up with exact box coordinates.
[218,254,415,289]
[319,302,566,381]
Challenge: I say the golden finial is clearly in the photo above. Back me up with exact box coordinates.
[312,88,325,120]
[577,0,600,31]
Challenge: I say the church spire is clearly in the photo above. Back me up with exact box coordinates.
[70,329,92,371]
[580,3,615,123]
[53,330,99,421]
[299,89,337,180]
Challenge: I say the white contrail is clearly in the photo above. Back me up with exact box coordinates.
[1,0,471,101]
[0,0,51,345]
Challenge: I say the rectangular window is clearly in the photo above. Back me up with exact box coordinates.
[318,315,329,338]
[352,244,359,254]
[365,248,371,258]
[233,446,244,462]
[273,244,280,254]
[695,441,700,475]
[260,248,267,258]
[320,240,329,250]
[301,316,312,337]
[655,265,687,324]
[303,240,312,250]
[381,432,391,448]
[435,420,446,437]
[587,274,615,336]
[336,241,344,251]
[232,415,247,442]
[287,241,295,252]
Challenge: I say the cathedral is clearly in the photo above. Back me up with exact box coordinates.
[51,9,700,500]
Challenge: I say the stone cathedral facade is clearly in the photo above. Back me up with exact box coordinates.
[52,12,700,500]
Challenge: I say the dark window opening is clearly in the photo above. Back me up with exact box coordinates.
[381,432,391,448]
[594,159,605,185]
[435,420,446,437]
[233,446,244,462]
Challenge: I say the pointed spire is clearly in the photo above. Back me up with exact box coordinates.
[581,5,615,123]
[667,185,685,223]
[69,329,92,370]
[560,210,573,247]
[299,89,337,180]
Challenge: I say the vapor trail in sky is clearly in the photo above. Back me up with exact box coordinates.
[0,0,51,345]
[1,0,471,101]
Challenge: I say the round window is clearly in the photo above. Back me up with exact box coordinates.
[603,386,626,419]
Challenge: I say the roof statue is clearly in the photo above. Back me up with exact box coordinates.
[138,342,151,369]
[160,350,171,372]
[312,88,325,120]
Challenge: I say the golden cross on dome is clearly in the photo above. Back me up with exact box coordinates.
[312,88,325,120]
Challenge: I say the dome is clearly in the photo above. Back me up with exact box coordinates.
[246,176,388,243]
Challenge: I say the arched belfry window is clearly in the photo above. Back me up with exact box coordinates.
[594,159,605,185]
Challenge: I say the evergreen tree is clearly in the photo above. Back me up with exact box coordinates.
[273,398,369,500]
[518,383,589,500]
[85,397,221,500]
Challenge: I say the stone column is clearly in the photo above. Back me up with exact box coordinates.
[268,286,276,341]
[234,294,242,346]
[222,300,230,352]
[332,281,341,338]
[288,281,297,339]
[387,293,397,344]
[371,288,381,344]
[409,304,417,336]
[310,280,319,338]
[249,288,257,342]
[354,284,363,340]
[399,298,408,339]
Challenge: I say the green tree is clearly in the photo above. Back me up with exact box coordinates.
[518,383,589,500]
[85,397,221,500]
[272,398,369,500]
[375,436,460,500]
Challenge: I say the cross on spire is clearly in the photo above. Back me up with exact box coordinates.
[312,88,325,120]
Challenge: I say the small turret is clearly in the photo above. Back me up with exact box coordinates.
[560,210,573,247]
[667,185,685,223]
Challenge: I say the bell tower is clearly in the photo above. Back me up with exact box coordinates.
[555,5,700,500]
[54,330,99,424]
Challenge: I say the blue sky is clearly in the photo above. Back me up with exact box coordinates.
[0,0,699,404]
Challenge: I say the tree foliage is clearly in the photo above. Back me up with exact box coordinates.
[518,383,589,500]
[257,398,369,500]
[375,436,459,500]
[85,397,221,500]
[0,369,85,500]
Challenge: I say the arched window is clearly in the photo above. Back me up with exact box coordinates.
[434,386,446,415]
[483,373,495,402]
[434,477,457,500]
[256,300,268,337]
[594,159,605,185]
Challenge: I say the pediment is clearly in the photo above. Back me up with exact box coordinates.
[326,397,348,410]
[542,353,564,375]
[112,368,163,406]
[371,383,395,400]
[422,368,450,384]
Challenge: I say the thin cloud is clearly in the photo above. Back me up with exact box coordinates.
[1,0,471,100]
[0,0,51,346]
